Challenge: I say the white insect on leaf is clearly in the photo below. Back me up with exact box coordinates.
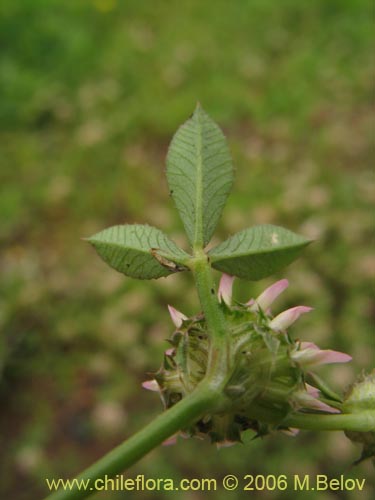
[271,232,279,245]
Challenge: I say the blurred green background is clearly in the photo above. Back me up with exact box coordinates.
[0,0,374,499]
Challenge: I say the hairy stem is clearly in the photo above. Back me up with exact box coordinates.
[44,385,221,500]
[245,403,375,432]
[191,253,229,380]
[283,410,375,432]
[44,255,230,500]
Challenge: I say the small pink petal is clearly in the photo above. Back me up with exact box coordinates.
[306,399,340,414]
[281,427,300,437]
[167,305,187,328]
[305,383,320,398]
[300,341,319,350]
[218,274,235,306]
[269,306,313,331]
[295,384,340,413]
[248,279,289,312]
[162,434,178,446]
[164,347,175,356]
[292,343,352,367]
[142,380,159,392]
[315,350,352,364]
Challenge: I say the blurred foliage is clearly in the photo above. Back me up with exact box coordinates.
[0,0,374,499]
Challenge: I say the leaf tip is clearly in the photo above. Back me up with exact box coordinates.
[193,101,206,119]
[82,234,99,247]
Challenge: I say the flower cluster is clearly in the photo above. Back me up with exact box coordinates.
[143,275,351,447]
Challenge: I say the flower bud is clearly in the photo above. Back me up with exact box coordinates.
[343,371,375,464]
[167,305,187,328]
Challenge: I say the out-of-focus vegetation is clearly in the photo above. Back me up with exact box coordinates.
[0,0,374,499]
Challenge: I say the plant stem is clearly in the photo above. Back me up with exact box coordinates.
[245,402,375,432]
[43,385,221,500]
[44,255,231,500]
[283,410,375,432]
[191,254,229,379]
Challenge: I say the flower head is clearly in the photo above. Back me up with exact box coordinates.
[144,275,349,447]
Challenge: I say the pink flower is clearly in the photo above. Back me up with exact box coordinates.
[269,306,313,331]
[141,379,159,392]
[162,435,178,446]
[247,279,289,312]
[218,274,235,306]
[167,305,188,328]
[293,384,340,413]
[291,342,352,367]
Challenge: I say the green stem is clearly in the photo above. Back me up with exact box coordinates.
[191,254,229,379]
[246,403,375,432]
[283,410,375,432]
[44,386,221,500]
[44,255,230,500]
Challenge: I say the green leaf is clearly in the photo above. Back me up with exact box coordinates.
[208,224,310,280]
[166,104,233,249]
[87,224,190,280]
